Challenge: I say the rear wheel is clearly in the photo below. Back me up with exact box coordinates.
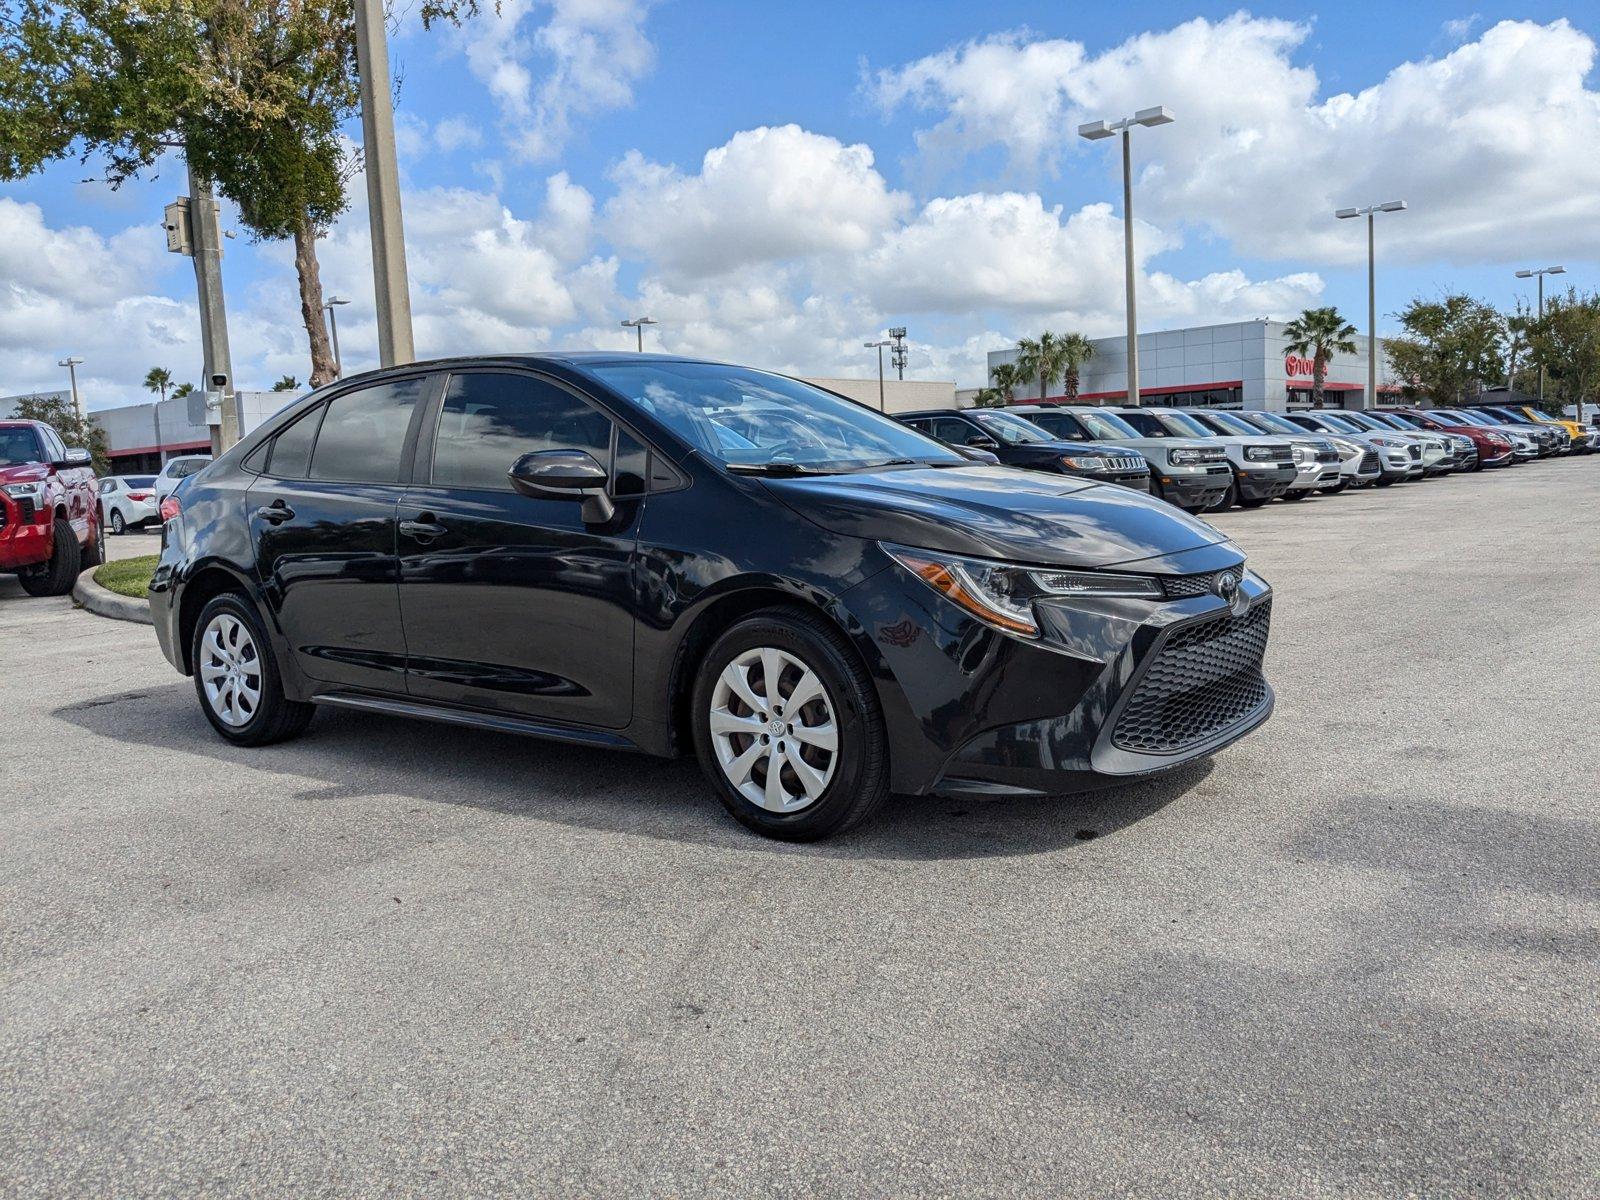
[17,517,81,597]
[110,508,126,535]
[691,607,888,841]
[191,593,314,746]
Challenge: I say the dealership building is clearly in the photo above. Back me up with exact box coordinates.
[986,319,1400,411]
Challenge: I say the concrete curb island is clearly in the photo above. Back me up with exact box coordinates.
[73,573,154,626]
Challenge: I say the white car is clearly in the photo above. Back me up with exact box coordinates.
[98,474,160,534]
[154,455,212,507]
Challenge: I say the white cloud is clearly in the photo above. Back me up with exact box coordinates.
[604,125,911,281]
[461,0,655,161]
[870,17,1600,266]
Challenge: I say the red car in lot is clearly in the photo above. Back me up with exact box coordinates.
[1375,407,1516,469]
[0,419,102,595]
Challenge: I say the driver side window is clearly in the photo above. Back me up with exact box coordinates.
[432,372,612,492]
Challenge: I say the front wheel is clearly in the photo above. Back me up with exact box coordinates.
[692,607,889,841]
[17,517,82,597]
[191,593,315,746]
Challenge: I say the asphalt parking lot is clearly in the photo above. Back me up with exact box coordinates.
[3,462,1596,1197]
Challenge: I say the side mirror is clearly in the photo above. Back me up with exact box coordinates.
[953,444,999,464]
[508,449,615,523]
[966,435,999,451]
[59,447,92,467]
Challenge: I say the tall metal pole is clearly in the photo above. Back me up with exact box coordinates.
[62,360,82,421]
[353,0,414,367]
[184,162,237,451]
[1537,273,1545,403]
[877,344,885,411]
[327,304,343,374]
[635,323,644,353]
[1367,212,1376,411]
[1122,128,1140,407]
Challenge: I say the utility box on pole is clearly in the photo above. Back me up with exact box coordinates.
[163,198,193,255]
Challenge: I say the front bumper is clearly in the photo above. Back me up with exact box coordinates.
[846,546,1274,798]
[0,497,50,572]
[1237,463,1297,501]
[1153,464,1231,507]
[1073,467,1153,491]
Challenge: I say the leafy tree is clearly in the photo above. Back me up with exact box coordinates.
[1503,300,1538,398]
[272,374,302,391]
[1282,307,1357,409]
[1016,332,1070,401]
[1057,332,1095,401]
[143,366,173,402]
[1384,295,1507,406]
[1527,289,1600,422]
[983,361,1027,407]
[1,1,481,387]
[172,382,196,399]
[13,391,110,475]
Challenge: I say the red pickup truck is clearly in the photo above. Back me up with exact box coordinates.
[0,419,102,596]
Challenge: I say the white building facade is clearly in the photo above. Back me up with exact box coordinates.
[988,320,1400,411]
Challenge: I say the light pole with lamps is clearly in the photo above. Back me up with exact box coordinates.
[1077,106,1174,406]
[57,356,85,424]
[863,340,891,411]
[1514,265,1565,403]
[620,316,658,352]
[1335,200,1406,408]
[323,296,351,376]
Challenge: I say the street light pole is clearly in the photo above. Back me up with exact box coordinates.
[1335,200,1406,409]
[58,356,84,425]
[1514,266,1565,403]
[323,296,351,376]
[620,316,657,351]
[864,340,892,410]
[353,0,414,367]
[1078,106,1174,406]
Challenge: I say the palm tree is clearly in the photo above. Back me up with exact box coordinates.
[1283,307,1358,408]
[1058,332,1096,401]
[1016,332,1069,400]
[987,361,1028,406]
[172,382,196,399]
[143,366,173,403]
[272,375,302,392]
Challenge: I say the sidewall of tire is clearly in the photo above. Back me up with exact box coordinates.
[691,609,888,841]
[190,592,313,747]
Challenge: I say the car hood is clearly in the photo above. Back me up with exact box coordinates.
[762,464,1232,570]
[1085,436,1218,457]
[0,462,47,485]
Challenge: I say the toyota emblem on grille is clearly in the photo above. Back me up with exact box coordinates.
[1213,570,1245,612]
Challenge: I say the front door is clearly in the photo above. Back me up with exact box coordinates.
[249,375,429,693]
[397,370,642,729]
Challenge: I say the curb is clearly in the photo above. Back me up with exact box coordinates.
[73,572,154,626]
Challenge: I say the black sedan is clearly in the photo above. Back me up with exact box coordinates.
[150,356,1273,840]
[897,407,1152,490]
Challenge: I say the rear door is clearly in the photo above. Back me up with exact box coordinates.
[248,375,433,693]
[396,369,645,729]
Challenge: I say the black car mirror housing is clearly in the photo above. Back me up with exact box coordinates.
[508,450,616,523]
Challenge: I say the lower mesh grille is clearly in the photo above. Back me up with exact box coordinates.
[1111,599,1272,755]
[1360,450,1380,472]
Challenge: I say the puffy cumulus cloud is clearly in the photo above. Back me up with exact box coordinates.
[604,125,911,281]
[870,17,1600,265]
[858,195,1174,316]
[461,0,655,161]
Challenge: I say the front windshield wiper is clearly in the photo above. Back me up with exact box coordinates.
[726,462,841,476]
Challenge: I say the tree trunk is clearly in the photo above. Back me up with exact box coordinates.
[1065,366,1079,401]
[294,217,338,387]
[1312,352,1326,408]
[1039,373,1047,401]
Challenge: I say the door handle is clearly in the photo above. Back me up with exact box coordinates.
[399,517,448,540]
[255,500,295,524]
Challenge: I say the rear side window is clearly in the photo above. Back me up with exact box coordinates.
[309,379,423,483]
[267,406,324,478]
[432,372,612,492]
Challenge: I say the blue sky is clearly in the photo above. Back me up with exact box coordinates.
[3,1,1597,407]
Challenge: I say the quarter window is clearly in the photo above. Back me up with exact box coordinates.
[267,406,324,478]
[308,379,423,483]
[432,372,612,492]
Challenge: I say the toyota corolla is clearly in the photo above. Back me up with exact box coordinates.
[150,356,1274,840]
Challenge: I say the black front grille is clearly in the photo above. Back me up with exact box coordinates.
[1359,450,1380,472]
[1161,570,1236,599]
[1111,600,1272,755]
[1315,449,1340,464]
[1407,444,1422,460]
[1265,446,1293,463]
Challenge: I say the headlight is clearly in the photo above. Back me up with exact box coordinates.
[1291,445,1312,464]
[1244,445,1277,462]
[1370,436,1404,448]
[2,482,46,503]
[1329,437,1362,460]
[1169,448,1213,465]
[882,544,1162,639]
[1060,455,1109,470]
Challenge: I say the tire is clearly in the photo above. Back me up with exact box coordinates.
[190,592,315,747]
[17,517,82,597]
[1281,490,1308,502]
[1375,476,1394,487]
[110,508,126,535]
[691,606,889,841]
[1320,482,1348,495]
[1201,480,1237,513]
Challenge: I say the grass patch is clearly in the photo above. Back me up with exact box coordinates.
[94,554,159,599]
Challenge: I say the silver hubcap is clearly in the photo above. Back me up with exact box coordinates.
[709,647,838,813]
[200,613,262,728]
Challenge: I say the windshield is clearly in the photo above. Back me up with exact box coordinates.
[1074,409,1143,439]
[1242,412,1302,435]
[125,475,157,487]
[970,410,1055,445]
[1155,410,1220,438]
[586,362,964,472]
[1449,410,1494,426]
[1316,413,1364,434]
[0,427,43,466]
[1336,412,1383,431]
[1205,411,1267,436]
